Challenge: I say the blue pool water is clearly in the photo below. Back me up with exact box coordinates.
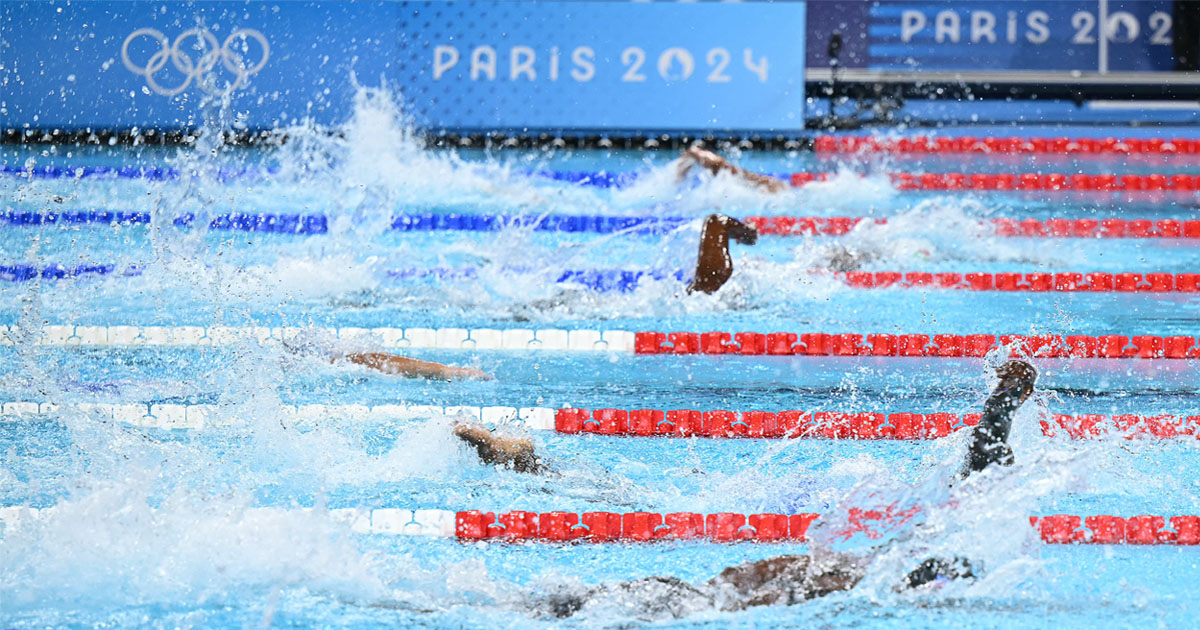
[2,91,1199,628]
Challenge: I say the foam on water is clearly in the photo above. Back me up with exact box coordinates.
[0,485,389,613]
[271,86,564,220]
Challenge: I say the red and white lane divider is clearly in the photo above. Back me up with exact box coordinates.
[788,172,1200,192]
[553,408,1200,440]
[635,331,1200,360]
[0,505,1193,545]
[6,402,1194,440]
[745,215,1200,239]
[814,135,1200,156]
[16,326,1200,360]
[837,271,1200,293]
[457,510,1200,546]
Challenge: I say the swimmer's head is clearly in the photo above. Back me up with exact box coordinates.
[994,359,1037,403]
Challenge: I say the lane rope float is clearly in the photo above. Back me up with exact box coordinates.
[2,401,1194,440]
[0,505,1194,545]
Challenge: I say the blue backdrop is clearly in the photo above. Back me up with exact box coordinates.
[807,0,1177,72]
[1,1,808,135]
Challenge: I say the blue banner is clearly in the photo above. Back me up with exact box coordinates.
[1,1,807,135]
[807,0,1177,72]
[393,2,807,133]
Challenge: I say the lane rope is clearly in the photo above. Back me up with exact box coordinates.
[836,270,1200,293]
[7,263,1200,296]
[2,401,1194,440]
[878,172,1200,192]
[8,211,1200,240]
[0,164,277,181]
[7,326,1200,359]
[814,135,1200,156]
[548,408,1199,440]
[747,215,1200,239]
[0,210,329,234]
[6,163,1200,192]
[0,263,691,289]
[0,505,1193,545]
[4,324,637,352]
[634,331,1200,359]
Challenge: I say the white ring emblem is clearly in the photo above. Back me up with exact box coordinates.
[121,27,269,96]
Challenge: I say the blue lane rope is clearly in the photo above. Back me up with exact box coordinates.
[1,164,646,188]
[0,264,144,282]
[0,164,279,181]
[2,211,693,236]
[0,263,687,292]
[384,267,688,291]
[389,212,689,234]
[0,210,329,234]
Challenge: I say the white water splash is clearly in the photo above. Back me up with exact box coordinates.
[0,484,389,612]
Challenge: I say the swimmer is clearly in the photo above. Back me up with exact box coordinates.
[677,145,787,193]
[455,360,1037,617]
[456,359,1036,481]
[452,423,544,473]
[283,338,491,381]
[339,352,491,381]
[679,147,880,283]
[688,211,877,294]
[537,553,976,619]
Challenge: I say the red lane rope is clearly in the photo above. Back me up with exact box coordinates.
[814,135,1200,156]
[745,216,1200,239]
[456,510,1200,545]
[836,271,1200,293]
[633,332,1200,359]
[786,172,1200,192]
[552,409,1200,440]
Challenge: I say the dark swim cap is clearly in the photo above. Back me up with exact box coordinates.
[996,359,1037,398]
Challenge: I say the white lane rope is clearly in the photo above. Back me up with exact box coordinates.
[0,505,455,537]
[0,401,555,431]
[1,325,635,352]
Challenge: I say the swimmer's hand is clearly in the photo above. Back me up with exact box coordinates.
[444,366,493,381]
[685,146,731,173]
[453,421,544,474]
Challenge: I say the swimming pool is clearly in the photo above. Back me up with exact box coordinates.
[2,92,1199,629]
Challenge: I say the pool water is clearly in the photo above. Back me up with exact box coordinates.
[2,90,1199,629]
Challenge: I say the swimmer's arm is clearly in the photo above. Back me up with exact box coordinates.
[453,423,545,474]
[707,554,863,607]
[736,170,787,193]
[708,555,808,594]
[688,214,758,295]
[339,352,492,381]
[961,395,1021,477]
[680,146,785,193]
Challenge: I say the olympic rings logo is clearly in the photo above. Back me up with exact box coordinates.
[121,27,269,96]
